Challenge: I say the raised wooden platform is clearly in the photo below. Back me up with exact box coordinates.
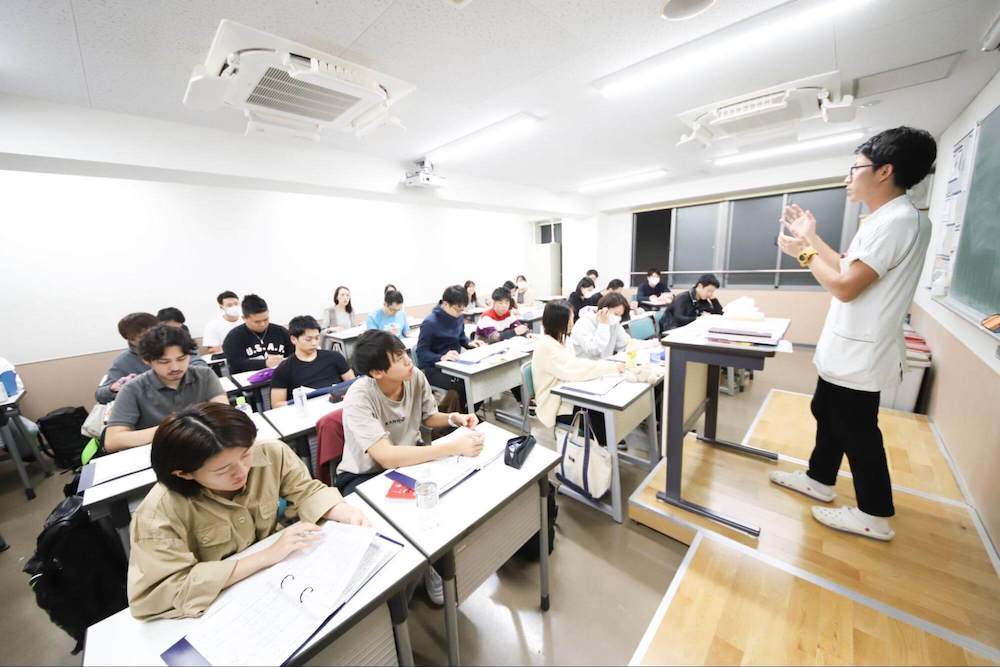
[630,534,994,666]
[629,389,1000,663]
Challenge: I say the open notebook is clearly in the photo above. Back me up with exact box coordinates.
[388,426,506,495]
[558,375,625,396]
[161,523,401,667]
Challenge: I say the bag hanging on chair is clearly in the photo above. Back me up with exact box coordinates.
[557,409,612,500]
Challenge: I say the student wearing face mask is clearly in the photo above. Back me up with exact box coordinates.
[202,291,243,355]
[670,274,723,328]
[568,277,597,316]
[636,268,672,304]
[570,292,631,360]
[513,275,534,306]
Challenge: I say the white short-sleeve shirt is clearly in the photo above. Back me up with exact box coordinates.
[813,194,930,392]
[202,315,243,348]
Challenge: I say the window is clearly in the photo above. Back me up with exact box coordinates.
[629,186,856,290]
[537,220,562,244]
[631,209,671,287]
[671,203,720,288]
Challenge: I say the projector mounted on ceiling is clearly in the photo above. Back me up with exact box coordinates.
[676,71,855,148]
[184,20,415,141]
[403,159,447,189]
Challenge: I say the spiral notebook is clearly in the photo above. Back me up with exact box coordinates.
[161,523,402,667]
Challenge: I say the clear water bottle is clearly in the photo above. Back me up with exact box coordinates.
[234,396,253,416]
[415,477,439,530]
[292,386,308,413]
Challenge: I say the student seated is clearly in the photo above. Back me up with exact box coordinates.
[337,330,481,605]
[670,273,723,328]
[222,294,292,374]
[95,312,158,404]
[127,402,369,620]
[476,287,529,344]
[202,291,243,355]
[570,292,631,360]
[365,290,410,338]
[104,325,228,452]
[502,280,518,309]
[586,269,599,284]
[157,307,189,334]
[636,268,673,306]
[513,275,535,307]
[532,300,621,448]
[463,280,480,309]
[415,285,486,411]
[567,277,597,316]
[605,278,625,295]
[269,316,354,408]
[325,286,355,332]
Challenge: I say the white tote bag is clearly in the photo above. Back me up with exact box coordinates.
[558,410,612,500]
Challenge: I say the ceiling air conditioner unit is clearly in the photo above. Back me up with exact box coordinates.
[184,20,415,140]
[677,71,853,147]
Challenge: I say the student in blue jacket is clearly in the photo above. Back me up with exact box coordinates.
[415,285,486,411]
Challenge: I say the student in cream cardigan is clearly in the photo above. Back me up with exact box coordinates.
[531,300,621,447]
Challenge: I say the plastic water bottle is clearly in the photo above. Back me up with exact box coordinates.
[234,396,253,416]
[415,476,440,530]
[626,338,638,369]
[292,386,308,414]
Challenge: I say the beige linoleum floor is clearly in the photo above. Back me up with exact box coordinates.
[0,349,819,666]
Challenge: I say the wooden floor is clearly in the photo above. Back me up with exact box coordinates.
[629,389,1000,664]
[749,390,964,502]
[632,536,994,666]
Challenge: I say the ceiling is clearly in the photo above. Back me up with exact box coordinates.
[1,0,998,195]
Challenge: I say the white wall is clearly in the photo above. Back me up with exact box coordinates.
[0,169,535,364]
[916,68,1000,375]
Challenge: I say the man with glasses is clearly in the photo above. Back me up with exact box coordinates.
[770,126,937,541]
[104,324,227,452]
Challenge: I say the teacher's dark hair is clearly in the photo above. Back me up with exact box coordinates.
[150,403,257,497]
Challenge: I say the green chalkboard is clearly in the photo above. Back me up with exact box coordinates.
[952,104,1000,317]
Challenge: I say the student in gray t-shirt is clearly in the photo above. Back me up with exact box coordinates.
[337,330,484,496]
[105,325,228,453]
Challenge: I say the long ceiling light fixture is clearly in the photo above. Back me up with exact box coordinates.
[577,169,669,194]
[425,112,540,163]
[713,131,865,167]
[593,0,874,98]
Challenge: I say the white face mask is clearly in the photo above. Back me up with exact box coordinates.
[516,281,527,289]
[608,314,621,326]
[648,277,660,287]
[224,306,241,318]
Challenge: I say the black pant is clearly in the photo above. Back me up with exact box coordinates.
[334,470,379,497]
[807,377,894,517]
[556,408,608,448]
[423,366,482,413]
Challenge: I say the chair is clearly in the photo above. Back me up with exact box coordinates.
[627,316,656,341]
[519,362,535,434]
[315,409,345,485]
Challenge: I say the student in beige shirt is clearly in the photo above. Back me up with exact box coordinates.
[127,402,370,620]
[532,300,621,448]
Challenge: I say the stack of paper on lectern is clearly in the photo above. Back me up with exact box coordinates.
[559,375,625,396]
[166,523,401,666]
[390,426,506,494]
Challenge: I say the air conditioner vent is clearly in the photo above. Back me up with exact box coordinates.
[245,67,360,122]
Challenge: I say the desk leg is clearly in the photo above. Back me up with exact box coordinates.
[604,408,624,524]
[696,365,778,461]
[110,499,132,557]
[1,421,35,500]
[645,388,660,468]
[435,552,460,667]
[388,591,415,667]
[538,478,550,611]
[494,379,526,429]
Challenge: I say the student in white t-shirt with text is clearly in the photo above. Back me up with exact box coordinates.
[770,126,937,542]
[201,290,243,354]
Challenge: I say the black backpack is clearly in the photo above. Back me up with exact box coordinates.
[37,407,89,470]
[23,495,128,654]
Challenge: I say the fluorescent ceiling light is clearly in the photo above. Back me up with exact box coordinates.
[713,131,865,167]
[594,0,874,98]
[577,169,669,194]
[426,113,539,162]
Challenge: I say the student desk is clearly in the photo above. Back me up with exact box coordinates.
[82,494,425,667]
[461,306,487,323]
[656,324,790,537]
[323,324,367,359]
[639,299,671,311]
[517,307,544,334]
[406,316,423,330]
[219,375,238,396]
[551,379,660,523]
[262,396,340,442]
[536,295,564,304]
[231,369,275,412]
[0,390,54,500]
[435,339,534,426]
[356,422,559,667]
[200,353,228,377]
[82,414,281,556]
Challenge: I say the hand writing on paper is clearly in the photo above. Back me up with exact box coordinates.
[514,324,529,336]
[449,431,485,457]
[442,350,460,362]
[265,354,284,369]
[452,412,479,428]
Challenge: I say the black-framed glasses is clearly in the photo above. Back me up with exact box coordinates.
[847,163,877,182]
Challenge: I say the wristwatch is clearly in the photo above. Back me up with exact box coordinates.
[797,247,818,268]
